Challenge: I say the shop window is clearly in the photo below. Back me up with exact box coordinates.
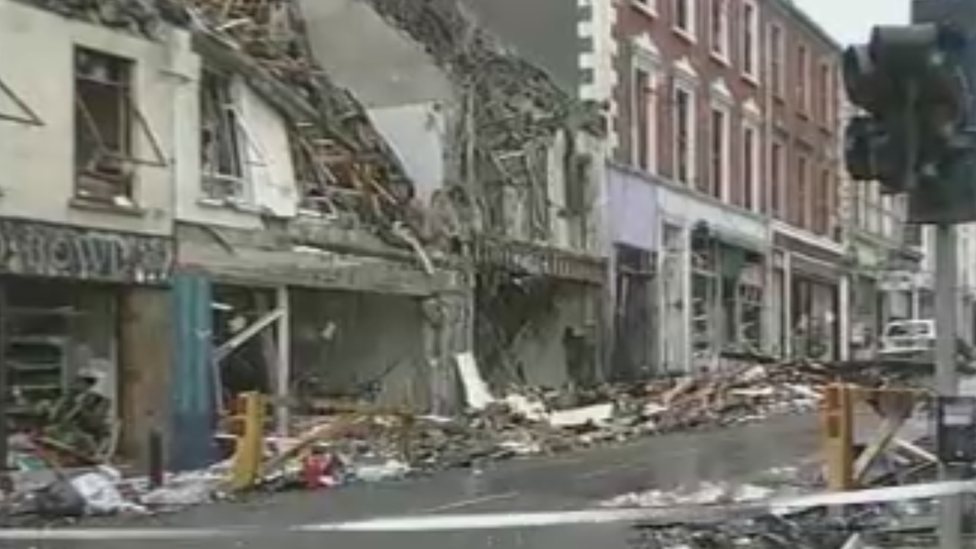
[4,280,118,459]
[739,284,763,347]
[74,47,164,203]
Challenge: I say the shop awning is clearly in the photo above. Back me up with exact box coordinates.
[177,237,458,296]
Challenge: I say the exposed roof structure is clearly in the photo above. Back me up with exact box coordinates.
[18,0,415,227]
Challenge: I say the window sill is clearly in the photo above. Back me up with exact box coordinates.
[673,27,696,44]
[632,0,657,17]
[710,50,731,67]
[69,196,146,217]
[741,72,760,87]
[197,196,262,214]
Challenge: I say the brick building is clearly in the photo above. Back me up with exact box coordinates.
[605,0,846,368]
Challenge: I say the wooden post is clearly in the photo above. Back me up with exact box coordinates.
[821,383,855,490]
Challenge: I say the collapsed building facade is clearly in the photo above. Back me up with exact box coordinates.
[0,0,608,468]
[0,0,180,464]
[297,0,609,390]
[166,0,470,468]
[0,0,469,469]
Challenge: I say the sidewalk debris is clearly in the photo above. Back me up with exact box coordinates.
[0,355,920,523]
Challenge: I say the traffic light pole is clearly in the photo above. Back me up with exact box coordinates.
[935,222,963,549]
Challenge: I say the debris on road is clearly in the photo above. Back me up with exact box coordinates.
[0,355,922,522]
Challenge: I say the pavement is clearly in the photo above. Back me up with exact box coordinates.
[10,413,825,549]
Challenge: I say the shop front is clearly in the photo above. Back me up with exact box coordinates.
[655,184,771,373]
[689,222,766,367]
[0,217,174,465]
[774,230,847,361]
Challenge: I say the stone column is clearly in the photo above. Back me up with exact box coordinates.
[421,287,472,414]
[118,286,173,468]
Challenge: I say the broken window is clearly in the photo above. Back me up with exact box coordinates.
[200,70,246,201]
[74,47,163,202]
[526,143,551,240]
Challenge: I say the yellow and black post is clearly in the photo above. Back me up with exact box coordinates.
[228,391,266,491]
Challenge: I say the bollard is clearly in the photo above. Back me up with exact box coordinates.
[147,428,164,489]
[230,391,266,491]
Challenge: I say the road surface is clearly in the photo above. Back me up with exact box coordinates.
[10,413,824,549]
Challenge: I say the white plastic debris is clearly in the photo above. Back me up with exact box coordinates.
[353,459,411,482]
[70,467,146,515]
[549,403,614,428]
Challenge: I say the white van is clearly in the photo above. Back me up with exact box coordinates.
[879,319,936,357]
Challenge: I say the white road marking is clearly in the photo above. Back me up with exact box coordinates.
[418,491,520,513]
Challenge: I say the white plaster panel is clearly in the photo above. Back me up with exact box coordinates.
[657,185,767,246]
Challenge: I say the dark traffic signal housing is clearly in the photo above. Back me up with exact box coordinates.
[842,19,976,224]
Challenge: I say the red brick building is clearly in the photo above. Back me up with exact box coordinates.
[608,0,845,366]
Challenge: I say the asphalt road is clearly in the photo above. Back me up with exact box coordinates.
[11,413,824,549]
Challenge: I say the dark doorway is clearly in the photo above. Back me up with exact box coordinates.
[611,244,655,381]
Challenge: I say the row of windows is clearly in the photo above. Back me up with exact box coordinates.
[71,45,317,209]
[632,0,836,127]
[631,70,833,235]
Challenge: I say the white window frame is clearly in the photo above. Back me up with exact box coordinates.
[708,102,731,201]
[819,60,834,126]
[199,73,269,206]
[632,0,657,17]
[673,0,696,41]
[742,119,762,213]
[769,24,786,97]
[797,44,811,114]
[741,0,760,82]
[672,80,697,186]
[770,139,785,217]
[631,55,660,174]
[709,0,731,63]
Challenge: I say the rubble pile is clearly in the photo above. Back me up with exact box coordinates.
[269,361,836,476]
[630,510,859,549]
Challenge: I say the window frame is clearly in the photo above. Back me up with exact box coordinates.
[770,140,785,218]
[708,102,731,201]
[72,46,165,203]
[742,120,761,213]
[796,44,811,114]
[709,0,731,63]
[672,81,697,186]
[741,0,760,82]
[769,24,786,98]
[631,63,659,174]
[673,0,697,41]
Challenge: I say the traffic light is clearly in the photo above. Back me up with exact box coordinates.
[842,18,976,223]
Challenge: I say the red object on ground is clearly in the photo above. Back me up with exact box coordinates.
[302,453,331,489]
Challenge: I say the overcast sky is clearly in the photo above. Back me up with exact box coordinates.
[792,0,910,44]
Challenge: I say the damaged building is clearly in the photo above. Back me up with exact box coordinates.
[296,0,610,390]
[167,0,474,467]
[0,0,178,463]
[0,0,470,469]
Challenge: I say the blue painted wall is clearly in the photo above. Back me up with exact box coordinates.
[169,271,217,471]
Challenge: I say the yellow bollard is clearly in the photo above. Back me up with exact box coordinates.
[821,383,855,490]
[229,391,266,491]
